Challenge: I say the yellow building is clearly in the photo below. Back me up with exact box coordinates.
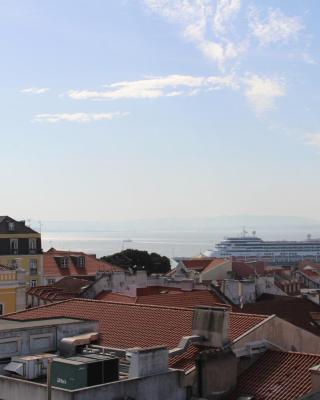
[0,217,43,309]
[0,265,26,315]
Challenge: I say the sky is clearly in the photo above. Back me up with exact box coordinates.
[1,0,320,222]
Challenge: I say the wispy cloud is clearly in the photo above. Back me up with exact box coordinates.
[304,133,320,148]
[67,74,239,100]
[213,0,241,34]
[143,0,245,69]
[249,7,303,46]
[20,87,50,94]
[243,75,285,114]
[302,53,317,65]
[33,112,129,123]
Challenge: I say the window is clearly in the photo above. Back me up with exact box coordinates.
[8,222,15,232]
[77,256,85,268]
[47,279,55,285]
[29,259,38,275]
[30,280,37,287]
[60,257,69,268]
[29,238,37,253]
[10,259,18,269]
[10,239,18,255]
[0,304,4,316]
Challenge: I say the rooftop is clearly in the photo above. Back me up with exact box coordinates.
[43,248,123,277]
[27,276,93,301]
[228,350,320,400]
[242,293,320,336]
[180,258,227,273]
[96,288,230,309]
[5,299,269,371]
[0,216,39,234]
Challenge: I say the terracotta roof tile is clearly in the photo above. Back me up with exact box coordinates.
[169,344,200,371]
[96,289,231,309]
[228,350,320,400]
[6,299,268,350]
[242,294,320,336]
[181,259,216,271]
[43,249,123,277]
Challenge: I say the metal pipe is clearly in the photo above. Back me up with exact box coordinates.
[47,359,52,400]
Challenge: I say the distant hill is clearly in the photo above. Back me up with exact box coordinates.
[38,215,320,232]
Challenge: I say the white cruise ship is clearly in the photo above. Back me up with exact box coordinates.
[206,231,320,263]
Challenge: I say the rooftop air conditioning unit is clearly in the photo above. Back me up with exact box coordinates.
[4,354,56,380]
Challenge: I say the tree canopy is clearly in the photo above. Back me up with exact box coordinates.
[101,249,170,275]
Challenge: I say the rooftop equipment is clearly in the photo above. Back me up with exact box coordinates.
[4,353,56,380]
[51,354,119,390]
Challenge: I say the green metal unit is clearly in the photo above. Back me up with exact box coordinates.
[51,357,88,390]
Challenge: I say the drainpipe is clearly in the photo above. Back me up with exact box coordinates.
[196,356,203,398]
[47,359,52,400]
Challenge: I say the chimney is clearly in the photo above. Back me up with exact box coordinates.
[192,306,230,348]
[310,365,320,392]
[179,280,194,291]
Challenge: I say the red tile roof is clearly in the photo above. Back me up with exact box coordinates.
[97,289,229,309]
[202,258,229,274]
[169,344,201,371]
[6,299,268,350]
[181,259,216,271]
[95,292,136,304]
[43,248,123,277]
[242,294,320,336]
[228,350,320,400]
[176,258,228,275]
[27,277,93,302]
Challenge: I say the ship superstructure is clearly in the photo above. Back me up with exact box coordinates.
[209,232,320,263]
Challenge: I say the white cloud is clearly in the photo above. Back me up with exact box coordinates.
[20,87,50,94]
[249,7,303,46]
[33,112,129,123]
[305,133,320,148]
[143,0,244,69]
[243,75,285,114]
[67,74,239,100]
[302,53,317,65]
[213,0,241,34]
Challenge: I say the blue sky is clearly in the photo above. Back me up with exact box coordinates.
[1,0,320,221]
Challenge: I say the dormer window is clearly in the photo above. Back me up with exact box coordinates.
[77,256,85,268]
[60,257,69,268]
[55,256,69,268]
[8,222,15,232]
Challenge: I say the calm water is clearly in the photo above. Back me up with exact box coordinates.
[41,226,320,258]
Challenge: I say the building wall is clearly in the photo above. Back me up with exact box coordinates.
[0,254,43,287]
[0,270,27,314]
[0,370,186,400]
[201,259,232,281]
[233,316,320,354]
[0,287,17,315]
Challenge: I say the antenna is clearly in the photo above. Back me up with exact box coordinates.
[38,221,43,233]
